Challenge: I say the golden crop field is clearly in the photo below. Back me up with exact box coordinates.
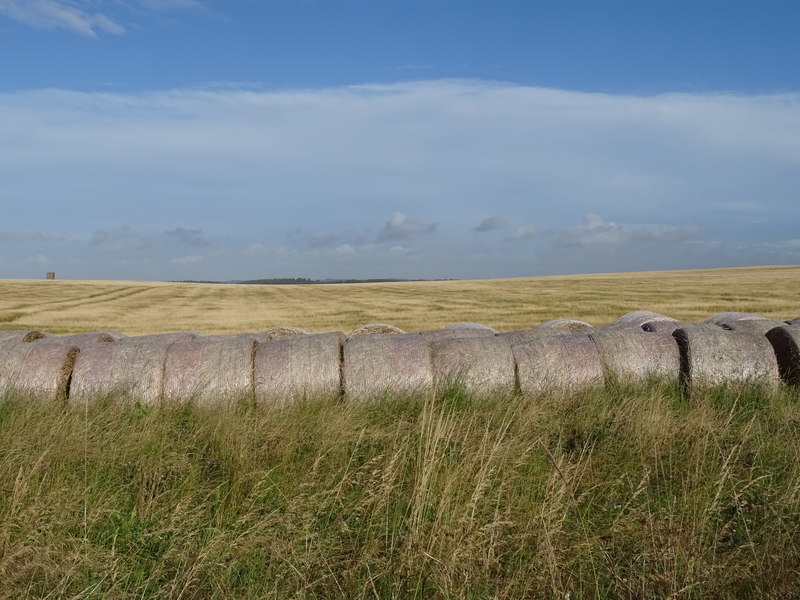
[1,264,798,335]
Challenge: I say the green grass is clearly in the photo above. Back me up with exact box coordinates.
[2,382,800,599]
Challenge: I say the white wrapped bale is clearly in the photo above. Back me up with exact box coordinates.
[69,336,176,404]
[431,336,515,396]
[513,334,604,397]
[0,341,78,401]
[444,322,499,333]
[264,326,309,340]
[58,331,126,346]
[343,333,433,401]
[254,332,344,406]
[347,323,405,338]
[163,336,257,407]
[613,310,678,328]
[536,318,593,332]
[766,325,800,385]
[672,324,780,390]
[420,328,497,341]
[589,328,680,383]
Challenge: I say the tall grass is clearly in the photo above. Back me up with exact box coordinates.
[2,382,800,598]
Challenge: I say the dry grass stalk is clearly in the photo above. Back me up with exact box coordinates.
[431,336,515,396]
[444,322,499,332]
[264,326,309,339]
[69,336,179,405]
[343,333,433,401]
[766,325,800,385]
[613,310,678,327]
[589,328,680,383]
[0,330,51,342]
[513,333,604,397]
[163,336,257,407]
[536,318,593,331]
[347,323,405,338]
[254,332,344,407]
[672,324,780,390]
[0,341,78,401]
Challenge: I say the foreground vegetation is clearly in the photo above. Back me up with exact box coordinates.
[1,265,799,334]
[2,382,800,599]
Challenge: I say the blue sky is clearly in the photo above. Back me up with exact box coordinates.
[1,0,799,280]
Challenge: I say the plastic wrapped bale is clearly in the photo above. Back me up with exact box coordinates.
[264,326,310,340]
[0,341,79,401]
[513,334,604,397]
[672,324,780,390]
[163,335,258,407]
[766,325,800,385]
[444,322,499,333]
[69,336,177,404]
[613,310,678,329]
[347,323,405,339]
[420,327,497,341]
[430,336,515,396]
[58,331,126,347]
[344,333,433,401]
[0,330,52,342]
[254,332,344,407]
[536,318,593,332]
[589,328,680,384]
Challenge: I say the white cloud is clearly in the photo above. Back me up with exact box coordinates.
[504,225,537,242]
[378,212,437,242]
[0,80,798,279]
[557,214,700,247]
[0,0,206,36]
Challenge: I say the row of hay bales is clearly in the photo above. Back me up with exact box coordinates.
[1,312,799,407]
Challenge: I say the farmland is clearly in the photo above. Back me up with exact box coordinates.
[1,264,799,335]
[1,265,800,599]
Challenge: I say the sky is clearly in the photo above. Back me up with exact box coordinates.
[1,0,799,281]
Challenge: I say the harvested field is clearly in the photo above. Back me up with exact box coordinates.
[1,265,798,335]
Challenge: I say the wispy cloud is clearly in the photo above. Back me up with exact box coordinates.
[557,214,700,247]
[0,0,206,36]
[504,225,537,242]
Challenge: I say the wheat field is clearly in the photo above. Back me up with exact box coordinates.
[1,265,798,335]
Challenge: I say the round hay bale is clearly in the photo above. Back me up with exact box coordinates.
[254,332,344,407]
[613,310,678,328]
[444,322,499,333]
[0,341,79,402]
[347,323,405,338]
[431,336,515,396]
[127,332,202,343]
[786,317,800,326]
[513,333,604,397]
[536,318,593,332]
[589,328,680,383]
[264,326,310,340]
[711,319,786,335]
[672,324,780,390]
[69,336,178,404]
[343,333,433,401]
[0,330,51,342]
[766,325,800,385]
[500,328,568,345]
[58,331,125,346]
[163,335,257,407]
[420,328,497,341]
